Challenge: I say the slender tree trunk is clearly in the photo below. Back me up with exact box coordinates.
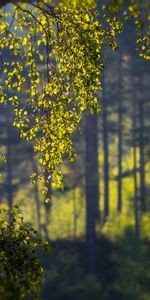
[6,139,13,208]
[31,158,42,234]
[85,113,99,274]
[73,188,77,240]
[43,169,52,240]
[133,135,140,238]
[117,53,123,213]
[102,78,109,220]
[132,79,140,238]
[138,82,146,212]
[6,111,13,208]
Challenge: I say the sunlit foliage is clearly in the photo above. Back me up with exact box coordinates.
[0,0,149,194]
[0,0,104,192]
[104,0,150,60]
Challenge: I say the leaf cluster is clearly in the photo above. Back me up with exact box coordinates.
[0,0,149,192]
[0,205,50,300]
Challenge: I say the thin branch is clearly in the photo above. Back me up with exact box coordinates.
[16,4,49,35]
[0,0,56,12]
[31,3,59,19]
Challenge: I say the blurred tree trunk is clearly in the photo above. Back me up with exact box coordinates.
[31,157,42,234]
[138,80,146,212]
[102,78,109,220]
[6,138,13,208]
[6,110,13,209]
[117,53,123,213]
[85,113,99,274]
[43,169,52,240]
[132,78,140,238]
[73,188,77,240]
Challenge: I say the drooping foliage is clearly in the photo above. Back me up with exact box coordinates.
[0,0,149,194]
[104,0,150,60]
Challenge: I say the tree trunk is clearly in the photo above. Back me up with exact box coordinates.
[43,169,52,240]
[6,111,13,208]
[117,53,123,213]
[6,139,13,208]
[31,158,42,234]
[132,78,140,238]
[85,112,99,274]
[73,188,77,240]
[138,81,146,212]
[102,77,109,220]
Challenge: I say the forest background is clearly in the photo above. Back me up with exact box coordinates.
[0,0,150,299]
